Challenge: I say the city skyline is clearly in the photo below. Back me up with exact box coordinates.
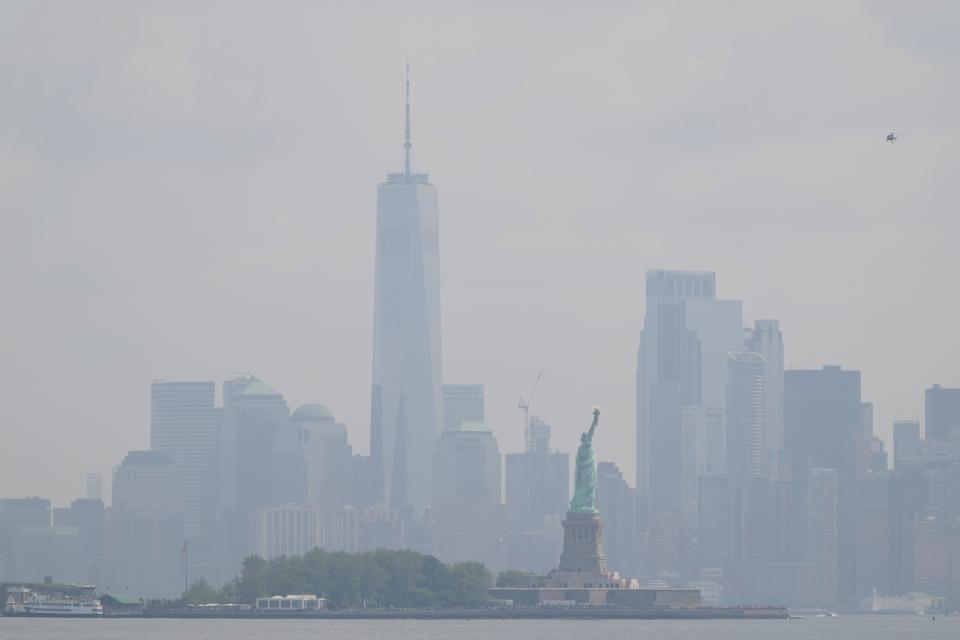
[3,2,959,511]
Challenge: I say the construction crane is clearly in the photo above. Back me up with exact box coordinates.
[518,369,544,453]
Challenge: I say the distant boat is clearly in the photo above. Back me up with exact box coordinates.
[4,587,103,618]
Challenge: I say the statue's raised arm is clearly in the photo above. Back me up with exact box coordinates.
[585,406,600,442]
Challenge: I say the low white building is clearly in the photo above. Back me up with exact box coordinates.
[255,594,326,610]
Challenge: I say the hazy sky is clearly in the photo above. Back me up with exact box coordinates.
[2,1,958,506]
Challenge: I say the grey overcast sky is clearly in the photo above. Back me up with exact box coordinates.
[1,1,958,505]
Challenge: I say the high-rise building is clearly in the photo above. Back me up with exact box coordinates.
[680,405,724,530]
[925,384,960,440]
[697,475,734,566]
[857,402,888,474]
[150,381,218,557]
[726,352,767,482]
[527,415,552,453]
[505,419,569,533]
[219,376,289,572]
[107,451,184,598]
[54,498,106,586]
[784,365,860,603]
[431,422,504,564]
[596,461,639,576]
[906,515,960,599]
[442,384,484,432]
[650,511,683,575]
[370,71,442,515]
[0,498,51,581]
[637,270,715,504]
[855,472,891,597]
[288,404,353,509]
[804,468,838,605]
[86,473,103,501]
[889,466,930,594]
[893,420,921,468]
[636,270,742,515]
[745,320,785,479]
[3,525,82,584]
[220,376,289,514]
[249,505,322,560]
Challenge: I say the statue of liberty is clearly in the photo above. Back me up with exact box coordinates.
[569,407,600,513]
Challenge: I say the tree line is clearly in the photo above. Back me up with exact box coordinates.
[179,548,494,609]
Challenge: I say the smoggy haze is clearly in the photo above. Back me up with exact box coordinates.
[1,1,958,505]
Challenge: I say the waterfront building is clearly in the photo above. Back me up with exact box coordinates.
[369,72,442,515]
[255,594,326,610]
[744,320,785,479]
[107,451,184,598]
[431,421,504,564]
[442,384,484,432]
[925,384,960,440]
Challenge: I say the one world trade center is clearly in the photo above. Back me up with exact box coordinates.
[369,68,441,516]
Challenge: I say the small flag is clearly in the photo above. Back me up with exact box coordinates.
[181,540,188,560]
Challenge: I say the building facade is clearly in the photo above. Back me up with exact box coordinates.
[150,380,218,572]
[442,384,485,432]
[370,76,442,515]
[745,320,785,480]
[431,422,504,564]
[925,385,960,441]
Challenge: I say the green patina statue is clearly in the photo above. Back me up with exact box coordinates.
[569,406,600,513]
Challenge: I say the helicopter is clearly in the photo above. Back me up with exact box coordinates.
[886,132,897,143]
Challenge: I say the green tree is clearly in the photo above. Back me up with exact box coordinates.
[449,562,493,606]
[227,548,492,609]
[237,555,267,603]
[180,578,219,605]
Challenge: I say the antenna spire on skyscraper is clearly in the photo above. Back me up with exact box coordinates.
[404,61,412,177]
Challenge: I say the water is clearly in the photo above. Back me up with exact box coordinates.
[0,615,956,640]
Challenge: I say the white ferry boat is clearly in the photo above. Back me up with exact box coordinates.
[4,587,103,617]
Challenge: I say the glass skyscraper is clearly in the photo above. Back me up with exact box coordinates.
[370,72,442,515]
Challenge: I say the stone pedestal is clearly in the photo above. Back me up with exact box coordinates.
[558,511,607,574]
